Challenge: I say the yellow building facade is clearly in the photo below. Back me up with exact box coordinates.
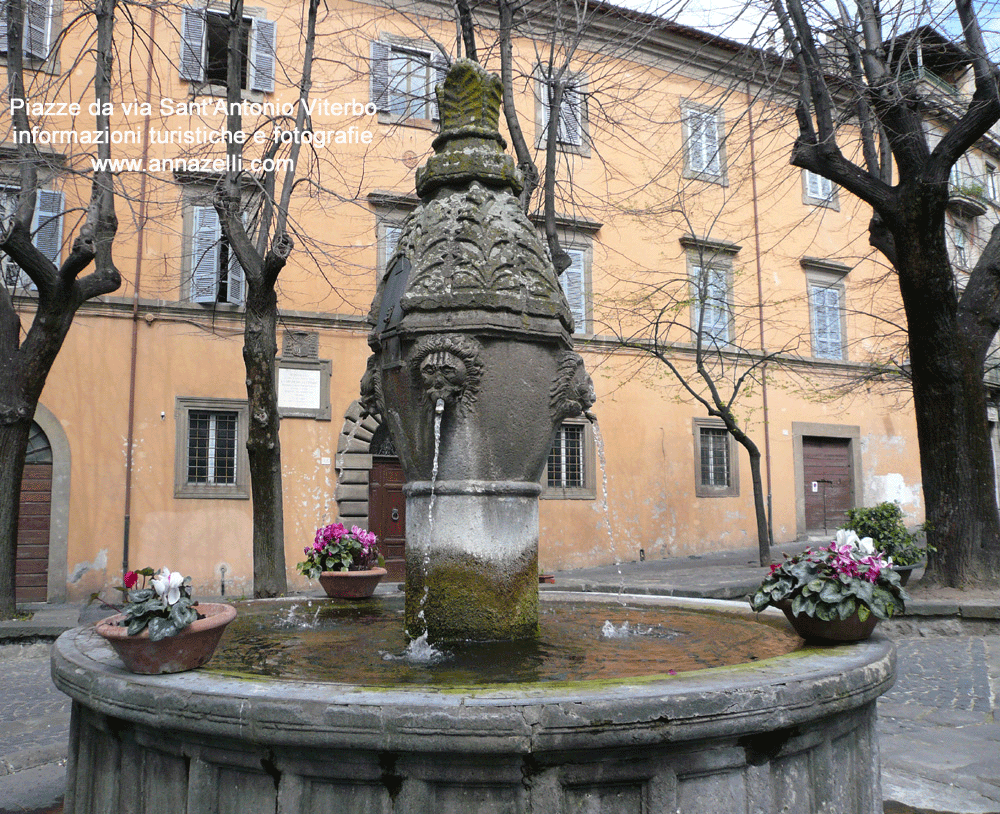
[8,0,971,603]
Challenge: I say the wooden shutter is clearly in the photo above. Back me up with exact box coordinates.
[692,264,729,345]
[0,2,7,53]
[179,6,205,82]
[249,17,276,93]
[560,85,582,146]
[24,0,49,58]
[811,284,842,359]
[32,189,63,267]
[807,171,832,200]
[225,213,247,305]
[191,206,220,303]
[431,54,447,121]
[687,109,720,175]
[370,41,390,112]
[560,248,586,333]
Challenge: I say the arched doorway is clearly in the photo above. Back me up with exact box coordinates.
[17,422,53,603]
[367,423,405,580]
[335,403,405,581]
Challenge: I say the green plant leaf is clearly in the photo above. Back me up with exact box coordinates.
[857,604,871,622]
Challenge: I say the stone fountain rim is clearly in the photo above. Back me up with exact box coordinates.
[52,592,894,754]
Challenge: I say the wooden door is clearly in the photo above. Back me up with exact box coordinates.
[17,463,51,603]
[369,457,406,581]
[803,436,853,533]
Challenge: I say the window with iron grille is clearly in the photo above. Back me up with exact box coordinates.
[700,427,730,487]
[693,419,738,497]
[187,410,238,485]
[548,423,585,489]
[175,398,249,499]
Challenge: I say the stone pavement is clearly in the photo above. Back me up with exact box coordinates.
[1,549,999,814]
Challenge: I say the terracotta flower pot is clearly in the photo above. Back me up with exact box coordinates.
[776,599,878,643]
[318,567,387,599]
[95,602,237,674]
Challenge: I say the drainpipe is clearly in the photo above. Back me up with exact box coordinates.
[746,81,774,547]
[122,7,157,575]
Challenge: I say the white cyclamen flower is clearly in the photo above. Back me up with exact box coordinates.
[834,529,861,549]
[856,536,877,556]
[151,569,184,605]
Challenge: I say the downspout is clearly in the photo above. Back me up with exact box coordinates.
[122,7,157,575]
[746,80,774,546]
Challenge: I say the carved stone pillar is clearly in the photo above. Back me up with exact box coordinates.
[363,59,594,641]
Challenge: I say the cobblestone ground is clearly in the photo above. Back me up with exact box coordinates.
[878,635,1000,814]
[0,644,70,778]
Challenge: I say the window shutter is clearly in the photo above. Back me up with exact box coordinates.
[249,17,276,93]
[179,6,206,82]
[226,248,245,305]
[687,111,705,172]
[23,0,49,58]
[693,264,729,345]
[702,111,720,175]
[32,189,63,267]
[560,85,582,146]
[384,224,402,266]
[560,248,586,333]
[191,206,220,303]
[0,2,7,53]
[431,54,448,121]
[370,41,390,112]
[811,284,842,359]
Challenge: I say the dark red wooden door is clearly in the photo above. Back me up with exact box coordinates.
[17,463,51,603]
[803,436,853,533]
[369,457,406,581]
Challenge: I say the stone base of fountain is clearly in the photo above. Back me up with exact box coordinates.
[53,595,893,814]
[404,480,540,641]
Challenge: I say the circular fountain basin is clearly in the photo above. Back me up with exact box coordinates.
[53,593,894,814]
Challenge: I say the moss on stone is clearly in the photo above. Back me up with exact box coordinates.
[405,549,538,642]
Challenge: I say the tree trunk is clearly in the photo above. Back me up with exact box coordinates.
[0,420,31,616]
[746,445,771,567]
[243,287,286,598]
[893,211,1000,587]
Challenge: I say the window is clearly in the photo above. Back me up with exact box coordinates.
[558,247,589,334]
[542,420,596,499]
[175,398,249,499]
[952,217,971,267]
[179,6,275,93]
[803,170,838,208]
[987,164,998,203]
[683,104,725,182]
[370,40,446,122]
[188,204,245,305]
[809,282,845,360]
[0,0,52,60]
[537,70,588,152]
[690,262,731,347]
[693,418,738,497]
[1,186,64,290]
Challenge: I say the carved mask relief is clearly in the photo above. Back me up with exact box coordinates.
[409,334,484,414]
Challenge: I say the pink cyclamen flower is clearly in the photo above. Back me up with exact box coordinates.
[123,571,138,589]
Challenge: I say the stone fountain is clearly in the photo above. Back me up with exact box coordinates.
[52,60,894,814]
[362,59,594,642]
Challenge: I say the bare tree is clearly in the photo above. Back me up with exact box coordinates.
[769,0,1000,585]
[0,0,122,616]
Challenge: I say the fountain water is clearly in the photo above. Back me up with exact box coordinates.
[52,59,894,814]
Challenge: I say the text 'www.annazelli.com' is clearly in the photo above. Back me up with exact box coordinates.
[90,156,296,173]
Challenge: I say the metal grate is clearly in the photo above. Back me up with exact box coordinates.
[548,423,584,488]
[187,410,238,485]
[700,427,730,487]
